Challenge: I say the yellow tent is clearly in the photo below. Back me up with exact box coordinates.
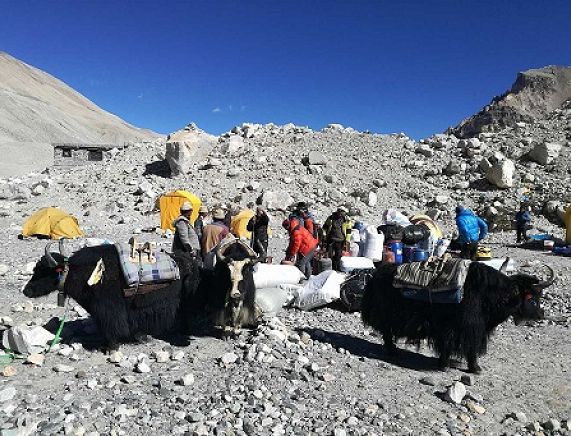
[159,190,202,231]
[22,207,84,239]
[566,204,571,244]
[410,214,443,239]
[231,209,255,239]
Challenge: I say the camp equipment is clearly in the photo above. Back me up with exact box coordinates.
[22,207,83,239]
[159,191,201,231]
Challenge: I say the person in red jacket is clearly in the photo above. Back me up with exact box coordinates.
[282,218,318,278]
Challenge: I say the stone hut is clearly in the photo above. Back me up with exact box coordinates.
[53,143,123,167]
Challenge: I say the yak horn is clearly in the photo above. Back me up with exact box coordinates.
[532,264,556,291]
[216,249,227,263]
[499,257,511,275]
[45,242,58,268]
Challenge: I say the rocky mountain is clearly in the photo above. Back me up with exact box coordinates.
[0,52,159,144]
[449,65,571,138]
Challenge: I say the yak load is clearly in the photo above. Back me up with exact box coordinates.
[23,239,200,351]
[361,257,555,373]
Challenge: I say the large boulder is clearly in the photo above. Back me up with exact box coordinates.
[165,123,217,176]
[528,142,562,165]
[221,135,245,154]
[486,159,515,189]
[258,190,294,212]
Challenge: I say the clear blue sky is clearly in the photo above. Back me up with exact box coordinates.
[2,1,570,138]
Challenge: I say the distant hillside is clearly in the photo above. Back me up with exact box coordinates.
[449,65,571,138]
[0,52,159,144]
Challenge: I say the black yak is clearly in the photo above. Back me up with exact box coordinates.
[23,241,199,351]
[189,239,258,337]
[361,259,554,373]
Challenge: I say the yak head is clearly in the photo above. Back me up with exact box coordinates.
[216,240,258,330]
[501,259,554,324]
[23,241,66,298]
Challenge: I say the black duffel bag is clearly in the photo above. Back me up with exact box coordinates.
[402,224,431,245]
[340,268,376,312]
[377,224,404,241]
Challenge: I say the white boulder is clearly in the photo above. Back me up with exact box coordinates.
[165,123,217,176]
[486,159,515,188]
[528,142,561,165]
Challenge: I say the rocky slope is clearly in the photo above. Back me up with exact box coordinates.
[0,52,159,144]
[450,66,571,138]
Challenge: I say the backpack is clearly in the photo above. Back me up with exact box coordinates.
[289,212,319,240]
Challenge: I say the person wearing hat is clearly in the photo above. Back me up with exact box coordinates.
[247,206,270,261]
[172,202,201,270]
[322,206,352,271]
[201,208,230,257]
[455,205,488,259]
[194,205,209,242]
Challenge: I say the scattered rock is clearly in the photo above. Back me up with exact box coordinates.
[135,361,151,373]
[444,382,466,404]
[53,364,75,373]
[0,366,16,377]
[0,387,17,403]
[220,352,239,365]
[177,373,195,386]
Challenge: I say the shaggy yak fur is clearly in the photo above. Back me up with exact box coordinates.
[23,244,200,350]
[187,242,258,336]
[361,262,548,373]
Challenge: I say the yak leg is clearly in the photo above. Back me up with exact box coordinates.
[231,301,243,336]
[382,330,398,355]
[467,352,482,374]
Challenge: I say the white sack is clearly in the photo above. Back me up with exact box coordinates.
[255,287,296,317]
[340,256,375,272]
[383,209,411,227]
[253,263,305,289]
[362,225,384,261]
[2,326,55,355]
[293,270,346,311]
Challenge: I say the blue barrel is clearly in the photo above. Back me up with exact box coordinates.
[388,241,404,265]
[403,246,416,263]
[412,249,429,262]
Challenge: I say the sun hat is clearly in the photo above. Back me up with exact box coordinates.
[180,202,193,212]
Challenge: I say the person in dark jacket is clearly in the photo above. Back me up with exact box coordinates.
[172,202,201,271]
[283,218,318,278]
[323,206,352,271]
[455,205,488,259]
[194,205,209,242]
[247,207,270,261]
[515,204,532,243]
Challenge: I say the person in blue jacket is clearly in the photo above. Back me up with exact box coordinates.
[455,205,488,259]
[514,204,532,243]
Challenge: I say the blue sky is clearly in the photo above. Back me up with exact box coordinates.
[1,1,570,138]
